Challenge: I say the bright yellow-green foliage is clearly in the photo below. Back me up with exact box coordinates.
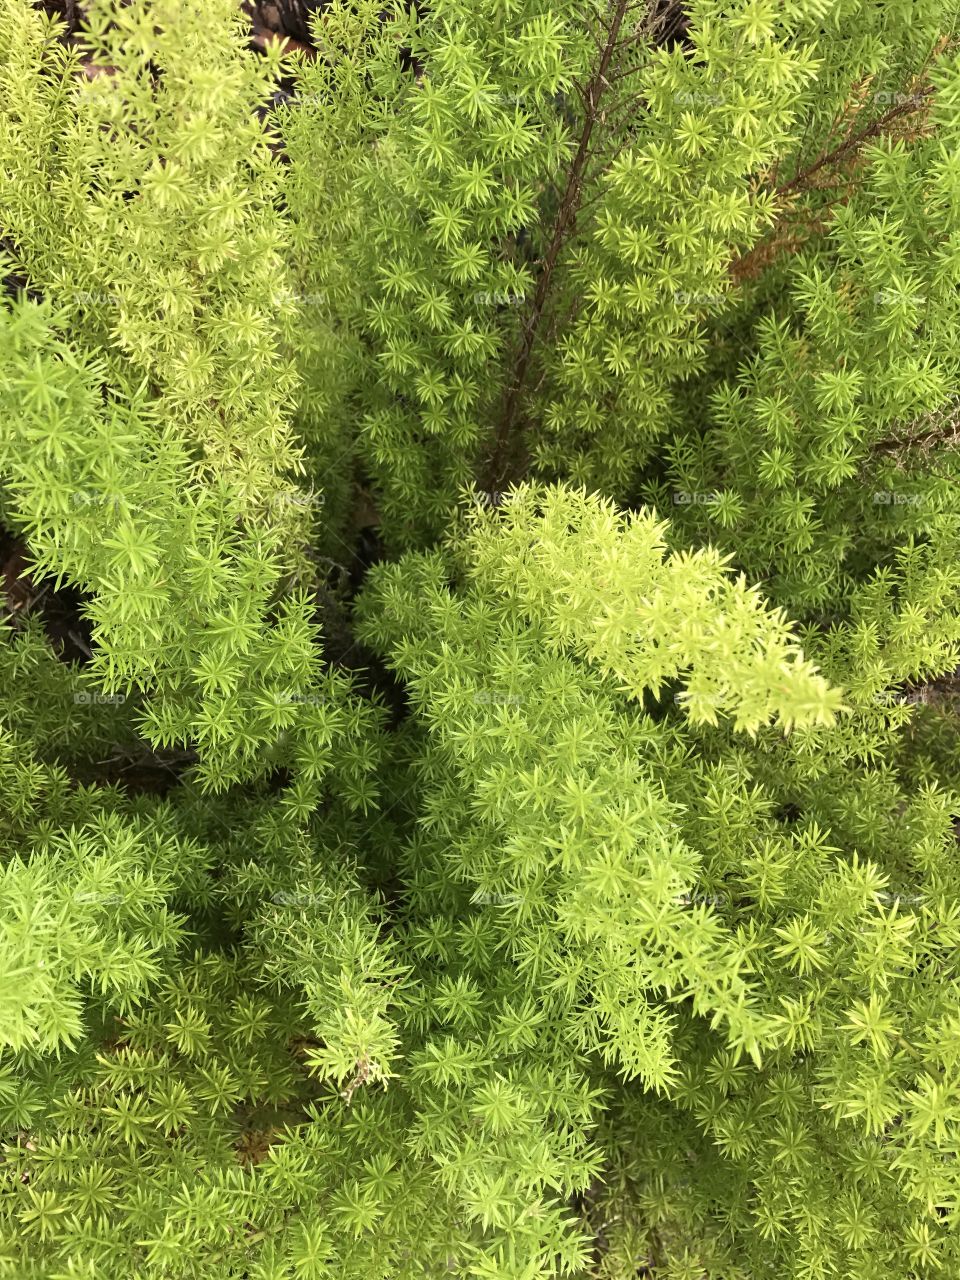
[0,0,959,1278]
[453,485,845,733]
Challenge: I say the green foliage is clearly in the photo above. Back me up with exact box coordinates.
[1,0,960,1277]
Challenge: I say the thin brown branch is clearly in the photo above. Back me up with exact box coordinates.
[483,0,635,490]
[608,49,653,82]
[578,98,650,182]
[728,77,940,284]
[775,86,935,202]
[647,3,689,51]
[871,397,960,459]
[729,201,847,285]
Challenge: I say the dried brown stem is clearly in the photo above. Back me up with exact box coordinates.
[729,69,942,285]
[483,0,634,490]
[774,86,934,202]
[871,398,960,459]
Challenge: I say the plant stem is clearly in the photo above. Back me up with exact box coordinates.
[483,0,634,492]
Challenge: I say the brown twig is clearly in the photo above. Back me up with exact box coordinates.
[483,0,636,491]
[871,396,960,460]
[340,1054,372,1104]
[777,86,935,202]
[729,73,941,285]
